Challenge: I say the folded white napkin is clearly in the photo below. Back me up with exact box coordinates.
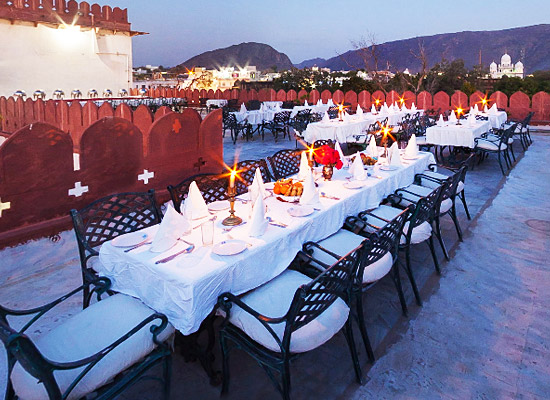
[298,151,310,180]
[304,100,309,107]
[334,141,346,166]
[299,169,320,205]
[402,104,409,112]
[489,104,498,114]
[349,152,367,180]
[322,111,330,122]
[367,135,378,157]
[184,181,209,219]
[328,99,334,106]
[150,205,190,253]
[356,104,363,115]
[411,103,417,111]
[342,111,349,121]
[448,111,457,123]
[483,105,489,113]
[382,103,389,113]
[259,103,264,112]
[474,104,479,114]
[469,106,474,115]
[249,168,267,203]
[389,142,402,167]
[248,194,268,237]
[467,113,476,126]
[370,104,377,114]
[437,114,445,126]
[240,103,247,113]
[405,134,418,158]
[317,99,322,106]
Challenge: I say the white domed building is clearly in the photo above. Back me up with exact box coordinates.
[489,53,524,79]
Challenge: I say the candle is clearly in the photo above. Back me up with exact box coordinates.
[308,147,314,162]
[229,169,236,189]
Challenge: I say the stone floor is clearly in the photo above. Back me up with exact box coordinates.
[0,129,548,399]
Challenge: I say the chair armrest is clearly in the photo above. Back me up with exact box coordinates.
[414,172,444,185]
[217,292,286,352]
[0,278,111,334]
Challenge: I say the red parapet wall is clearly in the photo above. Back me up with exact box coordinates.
[0,109,223,248]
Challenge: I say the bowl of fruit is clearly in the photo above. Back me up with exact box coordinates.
[351,153,378,167]
[273,179,303,202]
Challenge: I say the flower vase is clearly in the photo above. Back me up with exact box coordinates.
[322,164,334,181]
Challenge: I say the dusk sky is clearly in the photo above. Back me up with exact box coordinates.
[99,0,549,67]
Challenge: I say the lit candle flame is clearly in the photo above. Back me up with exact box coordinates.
[229,168,237,189]
[375,99,380,105]
[456,107,463,118]
[399,97,405,104]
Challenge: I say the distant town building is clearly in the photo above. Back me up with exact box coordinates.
[0,1,144,99]
[489,53,524,79]
[175,66,279,91]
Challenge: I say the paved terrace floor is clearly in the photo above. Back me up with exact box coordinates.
[0,129,548,399]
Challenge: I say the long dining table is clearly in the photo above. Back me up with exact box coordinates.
[97,150,435,337]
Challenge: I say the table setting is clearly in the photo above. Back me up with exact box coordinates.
[97,139,435,335]
[426,111,491,148]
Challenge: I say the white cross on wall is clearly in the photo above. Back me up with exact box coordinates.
[69,182,89,197]
[138,169,155,185]
[0,198,11,217]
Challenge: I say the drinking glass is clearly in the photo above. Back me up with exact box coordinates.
[201,219,214,246]
[183,209,193,235]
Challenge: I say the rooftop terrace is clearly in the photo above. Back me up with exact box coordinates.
[0,129,549,399]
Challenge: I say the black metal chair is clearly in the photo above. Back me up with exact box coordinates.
[0,278,173,400]
[290,109,312,146]
[234,159,273,195]
[281,101,295,109]
[217,244,364,400]
[70,190,162,308]
[223,113,252,144]
[327,105,339,119]
[301,207,410,362]
[263,111,291,142]
[167,173,228,213]
[246,99,262,111]
[267,149,302,180]
[474,124,516,175]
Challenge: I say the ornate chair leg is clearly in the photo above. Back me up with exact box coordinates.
[282,359,291,400]
[434,217,450,261]
[427,235,441,274]
[403,246,422,306]
[450,204,463,241]
[162,354,172,400]
[354,292,375,362]
[220,333,230,395]
[343,319,364,383]
[392,263,408,316]
[459,191,471,220]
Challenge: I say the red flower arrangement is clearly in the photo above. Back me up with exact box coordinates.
[314,145,343,169]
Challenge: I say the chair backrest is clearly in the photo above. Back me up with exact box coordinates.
[272,110,291,124]
[167,174,228,213]
[327,106,339,119]
[313,139,334,149]
[70,190,162,257]
[283,243,363,348]
[0,319,64,399]
[247,100,261,111]
[281,101,295,109]
[309,112,323,123]
[234,159,273,195]
[268,149,302,180]
[402,184,444,234]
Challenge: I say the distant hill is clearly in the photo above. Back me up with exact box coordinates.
[300,24,550,73]
[294,58,327,69]
[177,42,293,71]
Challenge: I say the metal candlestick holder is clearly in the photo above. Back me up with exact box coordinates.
[222,186,242,226]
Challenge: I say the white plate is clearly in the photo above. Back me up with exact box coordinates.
[212,240,247,256]
[287,205,314,217]
[344,181,365,189]
[380,165,399,171]
[208,200,230,212]
[277,195,301,203]
[112,232,149,247]
[264,182,275,190]
[402,155,420,160]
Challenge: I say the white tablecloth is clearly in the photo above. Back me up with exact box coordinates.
[98,151,435,335]
[290,104,330,118]
[263,101,283,110]
[303,114,380,143]
[475,111,507,129]
[206,99,227,108]
[232,110,275,125]
[426,120,491,148]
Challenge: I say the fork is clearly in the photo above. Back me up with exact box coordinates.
[155,243,195,264]
[124,239,153,253]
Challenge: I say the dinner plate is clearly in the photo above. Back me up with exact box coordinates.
[112,232,149,248]
[208,200,230,212]
[344,180,365,190]
[277,195,301,203]
[380,165,399,171]
[212,240,247,256]
[264,182,275,190]
[287,205,314,217]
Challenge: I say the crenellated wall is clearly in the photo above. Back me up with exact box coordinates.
[0,108,223,248]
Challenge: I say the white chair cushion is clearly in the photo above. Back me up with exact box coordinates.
[228,270,349,354]
[476,139,507,151]
[440,198,453,214]
[366,205,432,245]
[11,294,174,400]
[313,230,393,284]
[419,171,464,193]
[396,184,433,207]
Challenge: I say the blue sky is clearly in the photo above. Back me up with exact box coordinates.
[100,0,550,67]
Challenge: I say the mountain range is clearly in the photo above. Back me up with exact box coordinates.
[177,25,550,74]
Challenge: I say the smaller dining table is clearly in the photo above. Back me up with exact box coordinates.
[425,120,491,148]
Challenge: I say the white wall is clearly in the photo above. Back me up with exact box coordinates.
[0,20,133,99]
